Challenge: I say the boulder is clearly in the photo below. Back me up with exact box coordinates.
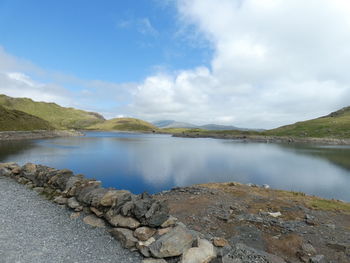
[90,207,103,217]
[138,200,169,227]
[134,227,156,241]
[181,238,216,263]
[48,169,74,190]
[100,190,132,207]
[110,228,138,249]
[83,215,106,228]
[149,226,194,258]
[75,183,101,204]
[105,212,140,229]
[67,197,80,209]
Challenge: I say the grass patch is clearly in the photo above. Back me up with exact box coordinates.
[87,117,157,132]
[308,199,350,213]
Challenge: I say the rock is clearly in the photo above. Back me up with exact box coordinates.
[110,228,138,249]
[181,238,216,263]
[262,184,270,189]
[75,206,83,212]
[48,169,74,190]
[142,259,167,263]
[309,255,326,263]
[90,207,103,217]
[301,243,316,256]
[149,226,194,258]
[100,190,132,207]
[137,237,156,257]
[144,201,169,227]
[105,212,140,229]
[0,167,11,177]
[121,201,135,216]
[134,227,156,241]
[53,196,68,205]
[70,212,80,220]
[213,237,229,247]
[67,197,80,209]
[83,215,106,228]
[157,227,172,236]
[161,215,178,228]
[305,214,316,226]
[268,212,282,218]
[75,184,104,205]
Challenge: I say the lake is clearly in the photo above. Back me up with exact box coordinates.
[1,131,350,201]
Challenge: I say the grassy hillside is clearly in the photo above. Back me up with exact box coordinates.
[0,94,105,129]
[0,105,53,131]
[265,107,350,138]
[88,117,157,132]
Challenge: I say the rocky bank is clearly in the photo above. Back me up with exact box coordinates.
[1,162,349,262]
[0,130,83,141]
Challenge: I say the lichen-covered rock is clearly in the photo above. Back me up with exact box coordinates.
[47,169,74,190]
[83,215,106,228]
[181,239,216,263]
[134,227,156,241]
[213,237,229,247]
[110,228,138,249]
[100,190,132,207]
[75,182,101,204]
[0,167,11,177]
[149,226,194,258]
[105,212,140,229]
[161,215,178,228]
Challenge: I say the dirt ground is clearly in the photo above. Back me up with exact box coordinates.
[154,182,350,263]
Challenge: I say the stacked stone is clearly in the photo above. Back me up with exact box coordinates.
[0,162,217,263]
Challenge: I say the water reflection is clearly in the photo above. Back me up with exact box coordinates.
[0,132,349,201]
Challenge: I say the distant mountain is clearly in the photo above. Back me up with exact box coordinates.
[0,105,53,131]
[153,120,261,131]
[88,118,157,132]
[0,94,105,129]
[153,120,198,129]
[266,106,350,138]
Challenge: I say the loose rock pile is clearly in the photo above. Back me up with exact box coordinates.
[0,162,219,263]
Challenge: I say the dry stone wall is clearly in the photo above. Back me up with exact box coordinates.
[0,162,218,263]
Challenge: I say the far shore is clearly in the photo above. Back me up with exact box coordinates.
[0,130,84,141]
[172,132,350,145]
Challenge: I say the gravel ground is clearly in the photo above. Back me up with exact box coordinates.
[0,176,142,263]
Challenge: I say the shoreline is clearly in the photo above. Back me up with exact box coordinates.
[0,130,84,141]
[173,132,350,145]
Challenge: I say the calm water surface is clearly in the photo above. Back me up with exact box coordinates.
[1,132,350,201]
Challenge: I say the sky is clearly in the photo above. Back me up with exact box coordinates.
[1,0,350,129]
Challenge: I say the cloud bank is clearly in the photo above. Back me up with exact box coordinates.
[131,0,350,128]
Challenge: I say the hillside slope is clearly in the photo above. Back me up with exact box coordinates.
[265,107,350,138]
[0,105,53,131]
[88,118,157,132]
[0,94,105,129]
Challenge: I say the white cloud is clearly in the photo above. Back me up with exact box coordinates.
[131,0,350,128]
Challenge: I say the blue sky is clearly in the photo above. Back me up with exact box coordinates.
[0,0,210,82]
[0,0,350,128]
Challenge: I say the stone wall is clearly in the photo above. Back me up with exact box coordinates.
[0,162,218,263]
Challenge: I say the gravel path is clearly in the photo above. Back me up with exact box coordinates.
[0,176,142,263]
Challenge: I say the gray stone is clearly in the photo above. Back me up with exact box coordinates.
[110,228,138,249]
[83,215,106,228]
[90,207,103,217]
[33,187,44,193]
[134,227,156,241]
[100,190,132,207]
[149,226,194,258]
[67,197,80,209]
[53,196,68,205]
[181,238,216,263]
[137,237,156,257]
[144,201,169,227]
[105,212,140,229]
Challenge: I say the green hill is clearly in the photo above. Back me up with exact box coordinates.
[0,94,105,129]
[0,105,53,131]
[88,117,157,132]
[265,107,350,138]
